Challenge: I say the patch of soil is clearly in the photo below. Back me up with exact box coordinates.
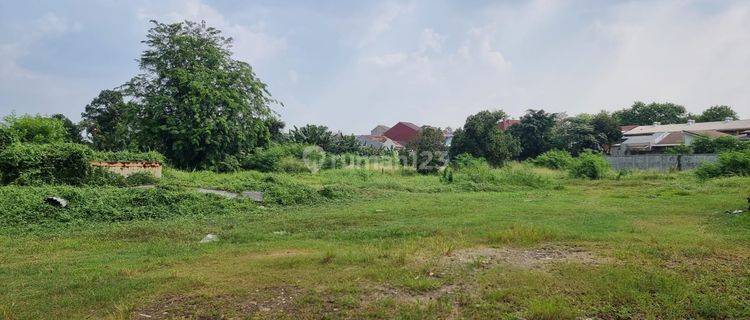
[366,245,607,307]
[131,286,302,319]
[442,244,607,270]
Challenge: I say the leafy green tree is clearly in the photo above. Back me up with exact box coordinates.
[508,109,557,159]
[613,101,688,125]
[289,124,333,150]
[81,90,138,151]
[486,130,521,167]
[406,126,446,174]
[266,117,287,142]
[125,20,277,170]
[328,134,362,154]
[449,110,506,159]
[553,116,606,155]
[696,105,738,122]
[51,114,84,144]
[2,114,67,144]
[590,111,622,148]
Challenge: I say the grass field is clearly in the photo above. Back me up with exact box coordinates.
[1,166,749,319]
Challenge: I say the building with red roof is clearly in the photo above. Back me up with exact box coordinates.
[383,122,421,145]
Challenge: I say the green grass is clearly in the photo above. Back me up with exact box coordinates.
[0,166,749,319]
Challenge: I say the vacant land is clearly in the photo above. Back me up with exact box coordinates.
[1,167,749,319]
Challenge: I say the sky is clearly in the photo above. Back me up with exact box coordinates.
[1,0,749,134]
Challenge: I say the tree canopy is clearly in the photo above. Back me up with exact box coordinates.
[696,105,738,122]
[508,109,557,159]
[450,110,519,166]
[123,20,278,170]
[81,90,137,151]
[613,101,688,125]
[406,126,446,174]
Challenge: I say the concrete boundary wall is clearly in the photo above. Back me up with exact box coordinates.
[90,162,163,178]
[605,154,717,171]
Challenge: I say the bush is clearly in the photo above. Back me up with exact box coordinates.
[3,114,68,143]
[531,150,573,169]
[451,153,488,170]
[277,156,310,173]
[695,150,750,179]
[241,143,308,172]
[0,127,16,151]
[92,150,166,163]
[0,143,94,185]
[568,151,610,179]
[693,135,749,154]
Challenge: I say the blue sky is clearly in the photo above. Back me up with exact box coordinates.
[1,0,749,133]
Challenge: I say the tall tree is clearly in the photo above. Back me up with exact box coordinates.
[50,114,84,144]
[125,20,277,170]
[406,126,446,174]
[696,105,738,122]
[289,124,334,150]
[613,101,688,125]
[508,109,557,159]
[449,110,506,159]
[590,111,622,150]
[552,116,606,155]
[80,90,137,151]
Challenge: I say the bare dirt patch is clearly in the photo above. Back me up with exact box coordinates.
[131,286,302,319]
[442,244,607,270]
[365,245,608,307]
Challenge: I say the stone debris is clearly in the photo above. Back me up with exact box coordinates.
[196,188,264,202]
[241,191,264,202]
[44,196,68,208]
[726,209,744,215]
[196,188,239,199]
[199,234,218,243]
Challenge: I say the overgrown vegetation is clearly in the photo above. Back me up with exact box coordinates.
[695,150,750,179]
[568,151,610,179]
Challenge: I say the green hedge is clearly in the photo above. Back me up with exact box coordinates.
[0,143,94,185]
[695,150,750,179]
[92,150,166,163]
[569,151,610,179]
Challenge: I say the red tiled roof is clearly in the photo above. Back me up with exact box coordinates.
[620,125,638,133]
[383,122,420,144]
[655,132,684,145]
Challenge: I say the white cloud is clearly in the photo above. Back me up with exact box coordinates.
[357,1,415,48]
[136,0,287,63]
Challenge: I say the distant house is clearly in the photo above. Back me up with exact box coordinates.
[613,118,750,154]
[371,125,391,136]
[497,119,519,131]
[356,135,402,150]
[617,130,729,154]
[383,122,421,146]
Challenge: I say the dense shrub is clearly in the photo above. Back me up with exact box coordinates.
[693,135,749,154]
[0,127,16,151]
[0,185,257,227]
[241,143,308,172]
[277,156,310,173]
[3,114,68,144]
[0,143,94,185]
[568,151,610,179]
[450,153,488,170]
[531,150,573,169]
[92,150,166,163]
[695,150,750,179]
